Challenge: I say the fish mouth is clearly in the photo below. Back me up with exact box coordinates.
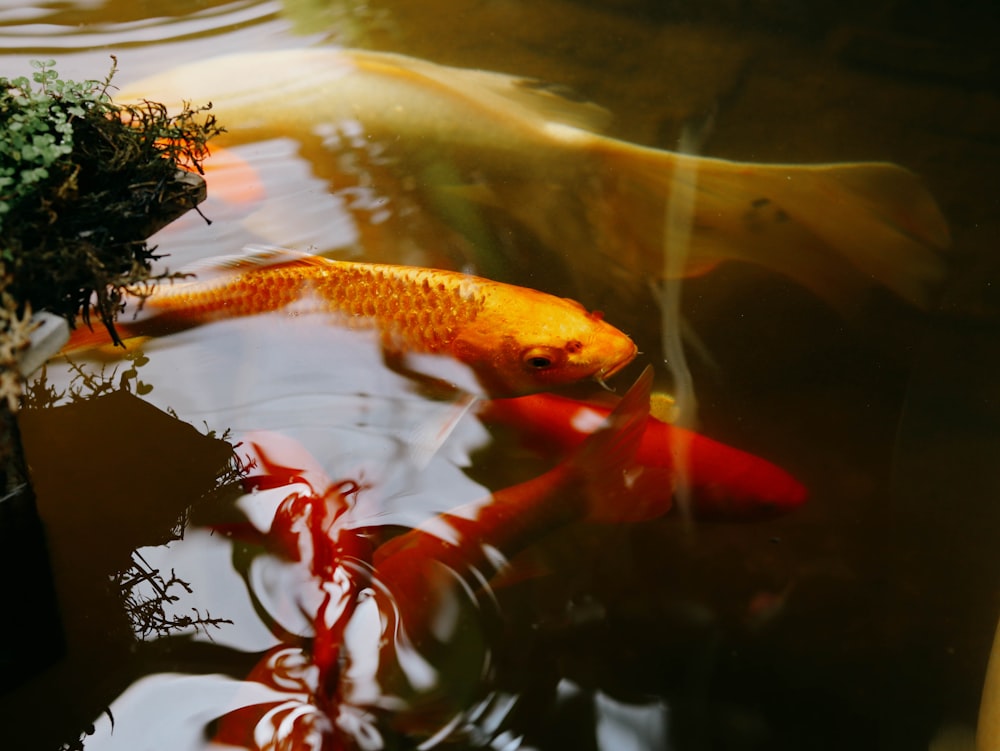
[594,341,638,388]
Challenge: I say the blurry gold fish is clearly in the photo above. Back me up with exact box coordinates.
[980,616,1000,750]
[65,250,637,397]
[930,614,1000,751]
[119,48,950,309]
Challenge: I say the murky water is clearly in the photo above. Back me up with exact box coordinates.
[2,1,999,750]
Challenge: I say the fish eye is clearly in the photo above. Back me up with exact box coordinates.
[522,346,562,371]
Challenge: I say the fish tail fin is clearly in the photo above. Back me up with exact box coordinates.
[567,366,675,523]
[592,140,951,310]
[60,322,149,356]
[677,428,809,519]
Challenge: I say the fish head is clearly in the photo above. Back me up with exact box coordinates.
[454,294,637,396]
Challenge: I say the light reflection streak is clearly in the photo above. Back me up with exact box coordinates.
[85,672,288,750]
[0,1,280,51]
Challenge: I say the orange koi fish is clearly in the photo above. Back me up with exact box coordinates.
[66,250,637,396]
[119,48,950,310]
[479,389,807,520]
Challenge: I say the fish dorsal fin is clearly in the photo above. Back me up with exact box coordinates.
[358,49,612,133]
[179,245,333,276]
[467,73,613,133]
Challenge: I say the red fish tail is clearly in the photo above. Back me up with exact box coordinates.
[637,422,808,519]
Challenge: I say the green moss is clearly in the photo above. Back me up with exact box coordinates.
[0,57,222,343]
[0,57,223,479]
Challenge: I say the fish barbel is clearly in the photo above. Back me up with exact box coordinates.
[119,48,951,309]
[72,251,637,396]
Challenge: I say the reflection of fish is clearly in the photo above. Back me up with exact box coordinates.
[210,370,661,747]
[120,48,950,309]
[183,144,266,206]
[346,367,665,734]
[213,645,330,750]
[65,250,637,396]
[479,389,807,519]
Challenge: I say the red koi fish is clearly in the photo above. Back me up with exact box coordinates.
[478,389,807,520]
[187,145,267,206]
[360,367,671,733]
[372,365,658,568]
[211,368,667,749]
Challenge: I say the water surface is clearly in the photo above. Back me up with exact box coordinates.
[2,1,998,750]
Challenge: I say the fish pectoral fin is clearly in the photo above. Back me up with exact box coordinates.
[566,365,673,523]
[588,466,675,524]
[381,348,483,400]
[402,393,480,470]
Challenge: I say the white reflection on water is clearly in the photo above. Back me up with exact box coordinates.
[41,305,501,746]
[86,672,293,750]
[0,0,326,88]
[594,689,671,751]
[0,1,280,50]
[51,311,493,526]
[156,139,364,269]
[132,530,283,652]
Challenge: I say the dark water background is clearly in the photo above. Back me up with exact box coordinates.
[2,1,999,749]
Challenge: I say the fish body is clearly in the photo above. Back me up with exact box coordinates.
[479,389,807,519]
[976,615,1000,750]
[120,48,951,309]
[369,367,660,627]
[67,251,637,396]
[348,367,663,731]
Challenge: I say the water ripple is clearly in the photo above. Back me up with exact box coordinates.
[0,0,279,51]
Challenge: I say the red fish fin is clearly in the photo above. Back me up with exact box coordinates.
[566,365,673,523]
[487,546,553,590]
[588,466,675,523]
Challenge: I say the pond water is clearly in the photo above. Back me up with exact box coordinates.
[2,1,999,750]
